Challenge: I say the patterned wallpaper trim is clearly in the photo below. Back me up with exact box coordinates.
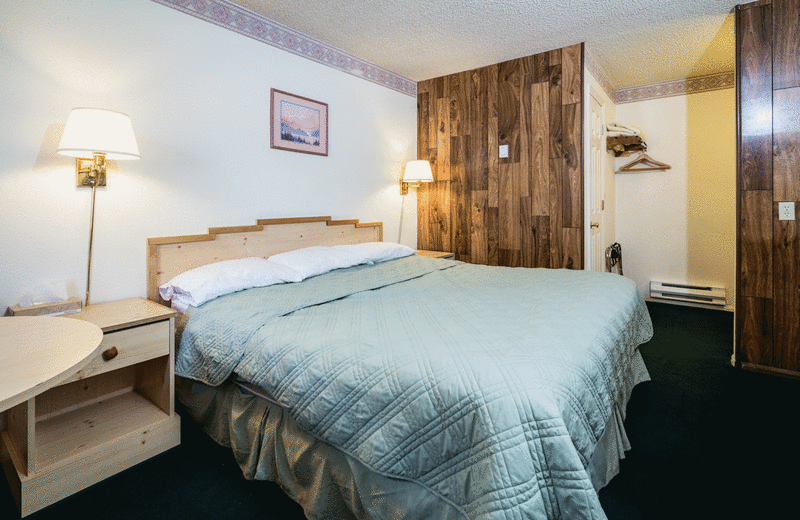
[151,0,417,97]
[615,71,735,104]
[585,51,616,102]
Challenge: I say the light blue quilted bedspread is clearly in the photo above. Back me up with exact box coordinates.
[176,256,653,519]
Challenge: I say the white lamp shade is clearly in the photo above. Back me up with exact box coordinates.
[57,108,140,160]
[403,160,434,183]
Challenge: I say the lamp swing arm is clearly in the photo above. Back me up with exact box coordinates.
[56,108,140,307]
[85,181,97,306]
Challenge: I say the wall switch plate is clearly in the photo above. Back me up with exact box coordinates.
[499,144,509,158]
[779,201,795,221]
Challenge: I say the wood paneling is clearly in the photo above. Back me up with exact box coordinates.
[562,103,583,228]
[549,158,565,268]
[531,81,550,216]
[497,59,521,165]
[498,162,520,250]
[436,97,451,181]
[739,190,773,298]
[561,44,582,105]
[549,64,563,159]
[738,2,773,191]
[736,0,800,377]
[470,67,489,192]
[531,216,551,268]
[737,296,773,365]
[488,117,499,207]
[773,0,800,90]
[532,53,549,83]
[773,202,800,370]
[773,87,800,200]
[561,228,582,269]
[487,207,499,266]
[470,190,488,265]
[417,44,584,270]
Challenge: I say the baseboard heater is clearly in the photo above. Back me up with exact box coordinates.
[649,281,726,307]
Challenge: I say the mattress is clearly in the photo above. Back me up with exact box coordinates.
[175,255,653,519]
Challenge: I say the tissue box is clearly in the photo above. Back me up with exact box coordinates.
[7,297,82,317]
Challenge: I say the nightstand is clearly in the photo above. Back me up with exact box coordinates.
[1,298,180,517]
[416,250,455,259]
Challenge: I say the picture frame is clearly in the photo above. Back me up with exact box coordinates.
[270,88,328,156]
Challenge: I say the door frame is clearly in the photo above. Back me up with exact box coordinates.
[584,80,608,271]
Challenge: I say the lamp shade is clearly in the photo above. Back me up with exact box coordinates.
[403,160,434,183]
[57,108,140,160]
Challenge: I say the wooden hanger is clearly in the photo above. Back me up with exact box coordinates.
[617,152,672,173]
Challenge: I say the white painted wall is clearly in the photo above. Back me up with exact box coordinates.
[614,89,736,309]
[0,0,418,309]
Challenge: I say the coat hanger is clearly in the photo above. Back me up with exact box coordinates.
[617,152,672,173]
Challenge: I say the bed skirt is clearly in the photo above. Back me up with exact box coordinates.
[176,350,650,519]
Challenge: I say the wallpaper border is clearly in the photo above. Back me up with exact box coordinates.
[151,0,417,97]
[585,52,616,102]
[615,71,735,104]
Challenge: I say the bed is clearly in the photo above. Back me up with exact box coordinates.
[147,217,653,520]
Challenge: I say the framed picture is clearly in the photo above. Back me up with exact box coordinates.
[270,89,328,156]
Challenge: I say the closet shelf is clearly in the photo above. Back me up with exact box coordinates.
[607,135,646,157]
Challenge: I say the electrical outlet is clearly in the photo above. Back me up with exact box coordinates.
[499,145,509,159]
[778,202,795,221]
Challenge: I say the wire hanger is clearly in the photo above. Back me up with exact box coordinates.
[617,152,672,173]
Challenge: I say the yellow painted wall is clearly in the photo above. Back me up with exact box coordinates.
[686,88,736,307]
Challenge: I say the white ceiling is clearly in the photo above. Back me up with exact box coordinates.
[229,0,739,88]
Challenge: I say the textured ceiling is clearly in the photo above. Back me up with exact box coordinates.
[229,0,738,88]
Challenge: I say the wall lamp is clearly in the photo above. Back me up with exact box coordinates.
[57,108,140,305]
[400,160,434,195]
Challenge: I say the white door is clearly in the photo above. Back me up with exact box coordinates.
[589,92,605,272]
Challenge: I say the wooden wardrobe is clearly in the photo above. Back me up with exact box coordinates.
[736,0,800,378]
[416,44,584,269]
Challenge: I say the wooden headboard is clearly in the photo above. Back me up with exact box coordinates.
[147,216,382,304]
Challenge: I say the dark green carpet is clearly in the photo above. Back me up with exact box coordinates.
[2,301,796,519]
[599,302,799,519]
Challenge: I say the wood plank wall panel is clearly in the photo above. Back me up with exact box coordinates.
[471,67,489,193]
[549,158,564,268]
[531,82,550,216]
[772,0,800,90]
[549,64,564,160]
[736,0,800,378]
[417,44,584,270]
[738,296,774,365]
[773,87,800,200]
[739,190,773,298]
[738,2,773,191]
[562,44,582,105]
[773,202,800,370]
[562,103,583,228]
[498,59,521,165]
[471,191,489,265]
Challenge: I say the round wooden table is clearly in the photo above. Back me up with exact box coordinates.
[0,316,104,412]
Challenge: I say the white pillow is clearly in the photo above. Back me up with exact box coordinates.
[159,257,302,312]
[332,242,416,263]
[268,246,372,280]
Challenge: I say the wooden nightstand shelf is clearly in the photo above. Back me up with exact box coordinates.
[1,298,180,517]
[416,250,455,259]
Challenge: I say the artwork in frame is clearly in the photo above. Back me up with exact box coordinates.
[270,89,328,156]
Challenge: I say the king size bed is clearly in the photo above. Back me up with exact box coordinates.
[147,217,653,520]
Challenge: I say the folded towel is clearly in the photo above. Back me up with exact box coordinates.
[607,122,642,135]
